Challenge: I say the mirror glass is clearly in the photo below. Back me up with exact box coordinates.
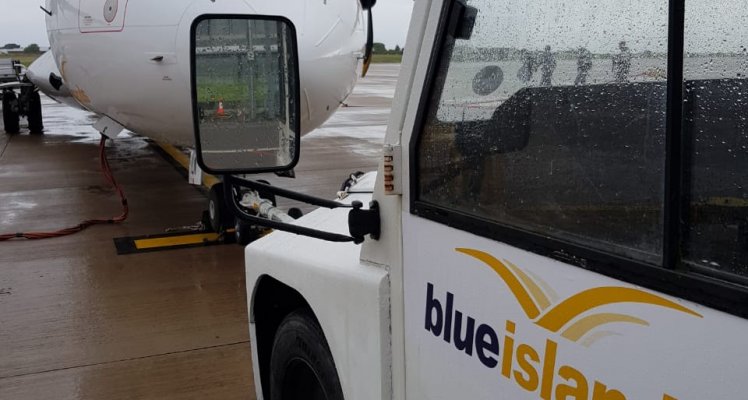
[193,17,299,172]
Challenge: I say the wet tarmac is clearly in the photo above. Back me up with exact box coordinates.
[0,64,398,399]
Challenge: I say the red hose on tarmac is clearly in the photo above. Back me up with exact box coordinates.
[0,135,129,241]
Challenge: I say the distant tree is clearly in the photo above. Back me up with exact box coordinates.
[372,42,387,54]
[2,43,21,49]
[23,43,41,53]
[394,45,402,54]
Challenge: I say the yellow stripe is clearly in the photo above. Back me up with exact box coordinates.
[504,260,551,311]
[561,313,649,342]
[457,248,541,319]
[579,331,620,348]
[536,287,703,333]
[704,197,748,208]
[134,233,221,250]
[155,142,220,189]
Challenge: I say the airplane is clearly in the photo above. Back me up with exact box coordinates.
[0,0,378,239]
[13,0,376,145]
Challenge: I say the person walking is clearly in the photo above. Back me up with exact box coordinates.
[539,45,556,87]
[612,41,632,83]
[517,49,537,84]
[575,47,593,85]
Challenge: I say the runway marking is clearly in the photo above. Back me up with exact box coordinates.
[134,232,222,250]
[114,229,234,255]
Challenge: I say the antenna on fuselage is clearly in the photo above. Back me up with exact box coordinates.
[361,0,376,78]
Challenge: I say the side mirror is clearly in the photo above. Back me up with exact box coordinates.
[191,15,300,174]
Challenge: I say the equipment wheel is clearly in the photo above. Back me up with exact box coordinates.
[27,90,43,134]
[2,91,20,134]
[234,218,264,246]
[208,182,233,232]
[257,179,277,206]
[270,310,344,400]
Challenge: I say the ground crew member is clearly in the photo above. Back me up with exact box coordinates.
[612,41,632,83]
[517,50,537,84]
[575,47,593,85]
[539,45,556,87]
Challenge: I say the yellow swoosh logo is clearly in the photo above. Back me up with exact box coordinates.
[456,248,703,345]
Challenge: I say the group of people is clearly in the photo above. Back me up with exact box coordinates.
[517,41,633,86]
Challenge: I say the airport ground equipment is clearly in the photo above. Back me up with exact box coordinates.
[190,1,748,399]
[0,58,43,134]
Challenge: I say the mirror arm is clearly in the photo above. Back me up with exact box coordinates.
[226,175,352,210]
[224,175,381,244]
[223,178,358,243]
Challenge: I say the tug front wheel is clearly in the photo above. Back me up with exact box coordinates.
[270,310,344,400]
[2,91,20,134]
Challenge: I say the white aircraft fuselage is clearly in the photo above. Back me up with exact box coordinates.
[30,0,366,145]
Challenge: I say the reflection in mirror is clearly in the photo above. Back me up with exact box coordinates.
[193,17,298,172]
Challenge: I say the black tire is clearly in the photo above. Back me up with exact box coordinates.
[288,207,304,220]
[2,91,20,134]
[257,179,277,206]
[270,310,344,400]
[234,218,263,246]
[208,182,233,232]
[27,90,43,134]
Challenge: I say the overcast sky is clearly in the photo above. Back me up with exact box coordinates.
[472,0,747,54]
[0,0,414,49]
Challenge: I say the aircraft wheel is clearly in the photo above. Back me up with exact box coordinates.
[27,91,44,134]
[288,207,304,220]
[270,310,344,400]
[2,91,20,134]
[234,218,263,246]
[208,182,233,232]
[257,179,277,206]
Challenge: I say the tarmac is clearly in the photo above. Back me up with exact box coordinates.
[0,63,399,399]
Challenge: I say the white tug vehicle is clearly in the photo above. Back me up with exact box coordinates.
[192,0,747,399]
[36,0,748,399]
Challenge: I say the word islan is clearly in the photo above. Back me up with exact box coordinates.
[424,283,678,400]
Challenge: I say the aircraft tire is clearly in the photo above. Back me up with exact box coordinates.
[256,179,277,206]
[234,218,262,246]
[269,310,344,400]
[2,91,20,134]
[27,91,44,134]
[208,182,233,233]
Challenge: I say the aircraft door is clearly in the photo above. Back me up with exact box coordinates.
[78,0,127,33]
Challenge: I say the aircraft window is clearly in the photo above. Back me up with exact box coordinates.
[683,3,748,275]
[416,0,670,263]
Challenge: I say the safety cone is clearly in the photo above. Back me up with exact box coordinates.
[216,99,225,117]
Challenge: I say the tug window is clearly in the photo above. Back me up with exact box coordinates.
[683,3,748,276]
[416,0,669,263]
